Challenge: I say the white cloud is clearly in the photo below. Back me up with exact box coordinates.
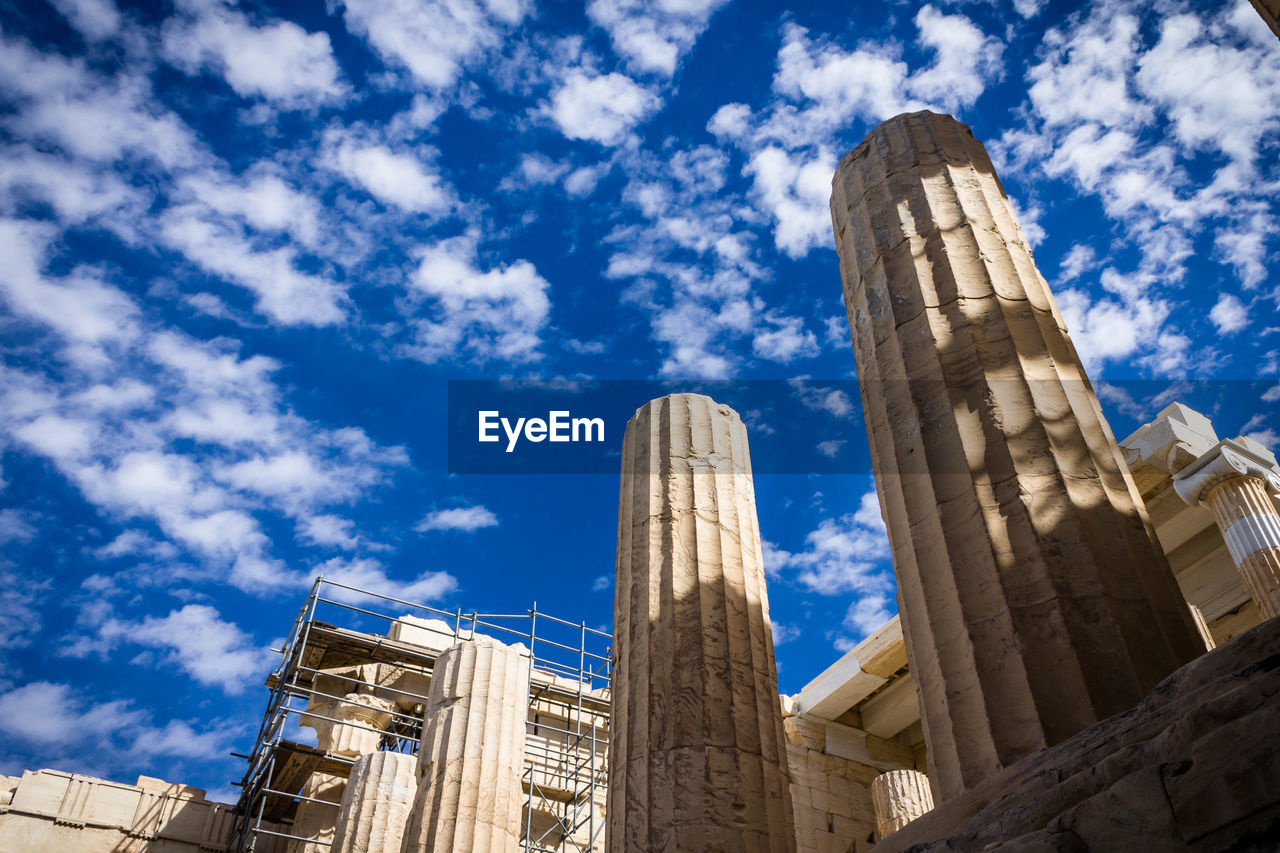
[50,0,122,41]
[587,0,729,77]
[1210,293,1248,334]
[159,204,346,326]
[1215,212,1272,288]
[0,510,36,545]
[725,11,1004,261]
[124,604,268,693]
[770,491,891,596]
[341,0,528,88]
[1061,281,1173,373]
[0,145,142,230]
[1027,11,1149,131]
[181,170,322,247]
[745,146,836,258]
[564,163,609,197]
[707,103,751,140]
[1057,244,1097,282]
[0,681,231,763]
[1012,0,1046,18]
[0,33,200,169]
[550,71,659,146]
[0,681,143,745]
[330,141,453,214]
[515,154,570,188]
[770,619,800,645]
[0,565,46,660]
[299,514,359,549]
[816,440,845,459]
[163,1,345,106]
[770,25,917,137]
[1134,10,1279,166]
[753,312,819,362]
[843,595,893,640]
[406,233,552,363]
[415,505,499,533]
[315,557,457,604]
[94,530,180,561]
[908,5,1004,112]
[996,0,1280,369]
[592,575,611,592]
[792,382,854,418]
[0,308,407,600]
[0,219,140,367]
[1240,414,1279,451]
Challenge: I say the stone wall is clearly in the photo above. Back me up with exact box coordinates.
[783,707,921,853]
[0,769,288,853]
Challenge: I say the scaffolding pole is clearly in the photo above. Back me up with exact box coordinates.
[230,577,611,853]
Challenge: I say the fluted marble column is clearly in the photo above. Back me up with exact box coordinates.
[609,393,796,852]
[401,638,530,853]
[870,770,934,840]
[1206,478,1280,618]
[331,751,417,853]
[1175,441,1280,619]
[830,111,1202,801]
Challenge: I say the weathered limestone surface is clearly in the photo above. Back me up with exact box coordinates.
[331,751,416,853]
[783,708,918,853]
[872,616,1280,852]
[401,637,530,853]
[829,111,1202,801]
[609,393,796,852]
[0,769,287,852]
[302,664,402,759]
[870,770,933,840]
[288,772,347,853]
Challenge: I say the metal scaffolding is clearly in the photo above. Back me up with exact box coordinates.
[230,577,611,853]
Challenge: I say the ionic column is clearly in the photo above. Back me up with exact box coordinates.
[870,770,934,840]
[290,694,397,853]
[331,751,417,853]
[311,694,397,756]
[1175,441,1280,619]
[401,638,530,853]
[829,111,1202,801]
[609,393,796,852]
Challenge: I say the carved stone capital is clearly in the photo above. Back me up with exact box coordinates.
[1173,439,1280,506]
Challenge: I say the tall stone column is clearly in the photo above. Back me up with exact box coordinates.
[870,769,934,840]
[1175,441,1280,619]
[829,111,1202,801]
[609,393,796,852]
[331,751,416,853]
[401,637,530,853]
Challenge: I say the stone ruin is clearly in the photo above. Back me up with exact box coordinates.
[2,111,1278,853]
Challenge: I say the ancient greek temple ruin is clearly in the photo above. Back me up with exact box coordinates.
[2,111,1278,852]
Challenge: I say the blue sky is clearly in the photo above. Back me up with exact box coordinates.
[1,0,1278,801]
